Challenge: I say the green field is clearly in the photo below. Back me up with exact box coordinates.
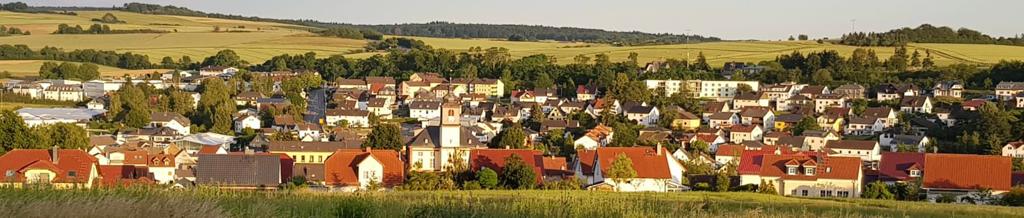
[1,188,1021,217]
[0,102,71,110]
[0,11,1023,68]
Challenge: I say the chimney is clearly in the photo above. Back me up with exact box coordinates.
[504,145,510,149]
[50,145,59,163]
[364,146,372,152]
[656,143,663,156]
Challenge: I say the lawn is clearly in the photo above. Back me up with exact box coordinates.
[0,60,166,78]
[1,11,1024,67]
[0,102,71,110]
[0,188,1021,217]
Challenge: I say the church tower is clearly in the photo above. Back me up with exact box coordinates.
[440,93,462,147]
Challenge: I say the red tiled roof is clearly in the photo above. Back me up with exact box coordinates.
[323,149,405,187]
[730,124,758,133]
[0,149,97,183]
[715,144,744,157]
[595,147,672,179]
[878,152,925,182]
[577,149,596,176]
[198,145,222,154]
[98,165,153,187]
[470,149,544,184]
[737,148,780,175]
[540,156,571,177]
[758,153,861,181]
[923,153,1011,191]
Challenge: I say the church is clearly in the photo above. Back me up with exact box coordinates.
[406,94,484,171]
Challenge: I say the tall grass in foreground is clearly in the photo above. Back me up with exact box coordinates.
[0,187,1022,217]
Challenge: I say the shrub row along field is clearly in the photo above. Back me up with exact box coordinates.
[1,188,1022,217]
[0,60,164,77]
[1,11,1024,68]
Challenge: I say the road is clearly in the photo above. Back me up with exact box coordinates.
[304,88,327,125]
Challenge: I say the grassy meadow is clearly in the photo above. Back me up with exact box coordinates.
[0,188,1021,217]
[0,11,1022,68]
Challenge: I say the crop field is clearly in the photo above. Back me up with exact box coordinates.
[0,11,1023,67]
[0,60,165,78]
[0,188,1021,218]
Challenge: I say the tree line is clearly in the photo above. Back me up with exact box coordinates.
[38,61,100,81]
[840,24,1024,46]
[314,27,383,40]
[53,23,168,34]
[0,44,154,69]
[0,25,29,36]
[102,2,719,46]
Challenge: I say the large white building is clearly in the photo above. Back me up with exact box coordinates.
[700,80,760,100]
[406,96,485,171]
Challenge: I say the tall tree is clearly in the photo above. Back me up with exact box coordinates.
[365,124,403,151]
[606,153,638,191]
[498,154,536,189]
[34,123,89,150]
[0,110,36,155]
[491,123,526,149]
[197,78,234,134]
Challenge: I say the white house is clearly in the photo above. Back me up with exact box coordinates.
[326,109,370,127]
[729,124,763,144]
[1003,141,1024,158]
[43,84,85,102]
[825,140,881,162]
[574,124,614,150]
[879,134,930,152]
[234,115,261,133]
[624,105,660,127]
[409,100,442,121]
[149,112,191,136]
[583,146,685,192]
[900,96,933,114]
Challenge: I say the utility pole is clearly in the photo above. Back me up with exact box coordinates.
[685,29,692,60]
[850,19,857,33]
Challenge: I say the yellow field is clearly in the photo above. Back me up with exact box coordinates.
[0,11,1022,67]
[0,60,166,78]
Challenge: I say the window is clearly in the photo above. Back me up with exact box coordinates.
[909,170,921,177]
[787,167,797,175]
[805,167,816,176]
[4,170,13,178]
[838,191,850,197]
[801,190,808,196]
[820,190,827,197]
[67,171,77,178]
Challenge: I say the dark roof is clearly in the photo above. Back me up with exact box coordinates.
[409,100,441,110]
[775,114,804,123]
[268,141,361,152]
[406,126,483,148]
[625,105,655,114]
[194,153,284,187]
[709,112,735,120]
[901,96,930,107]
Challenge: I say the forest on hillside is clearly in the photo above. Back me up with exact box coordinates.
[839,24,1024,46]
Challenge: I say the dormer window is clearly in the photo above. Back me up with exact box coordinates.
[787,167,797,175]
[67,171,77,178]
[909,169,921,177]
[805,167,816,176]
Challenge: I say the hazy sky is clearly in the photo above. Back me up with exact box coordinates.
[32,0,1024,40]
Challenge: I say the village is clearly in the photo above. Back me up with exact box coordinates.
[1,61,1024,205]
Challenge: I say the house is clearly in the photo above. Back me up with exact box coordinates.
[816,107,848,131]
[876,152,925,183]
[922,154,1011,204]
[863,107,898,128]
[97,165,154,187]
[880,133,930,152]
[234,115,261,133]
[933,81,963,98]
[708,112,739,129]
[576,85,596,101]
[324,148,405,191]
[366,97,393,119]
[406,97,486,171]
[43,84,85,102]
[10,82,43,98]
[1002,141,1024,158]
[644,79,700,97]
[813,94,846,114]
[669,109,701,131]
[702,101,730,121]
[408,100,442,121]
[900,96,933,114]
[763,83,803,102]
[778,94,811,112]
[326,109,370,127]
[773,114,804,132]
[762,132,791,146]
[846,116,883,135]
[733,92,769,108]
[729,124,763,144]
[714,144,745,166]
[695,133,727,153]
[574,124,614,150]
[758,153,863,198]
[801,130,840,151]
[736,147,789,185]
[0,148,100,188]
[798,85,830,99]
[699,80,760,100]
[833,84,865,99]
[234,91,264,106]
[995,82,1024,101]
[582,146,685,192]
[268,141,360,165]
[198,66,238,77]
[738,107,775,131]
[149,112,191,135]
[961,99,988,111]
[195,153,290,189]
[624,104,660,127]
[825,140,881,162]
[470,149,545,185]
[338,78,370,91]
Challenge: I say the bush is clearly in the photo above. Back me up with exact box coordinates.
[462,181,481,190]
[476,168,498,189]
[1000,187,1024,206]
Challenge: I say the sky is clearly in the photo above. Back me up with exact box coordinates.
[30,0,1024,40]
